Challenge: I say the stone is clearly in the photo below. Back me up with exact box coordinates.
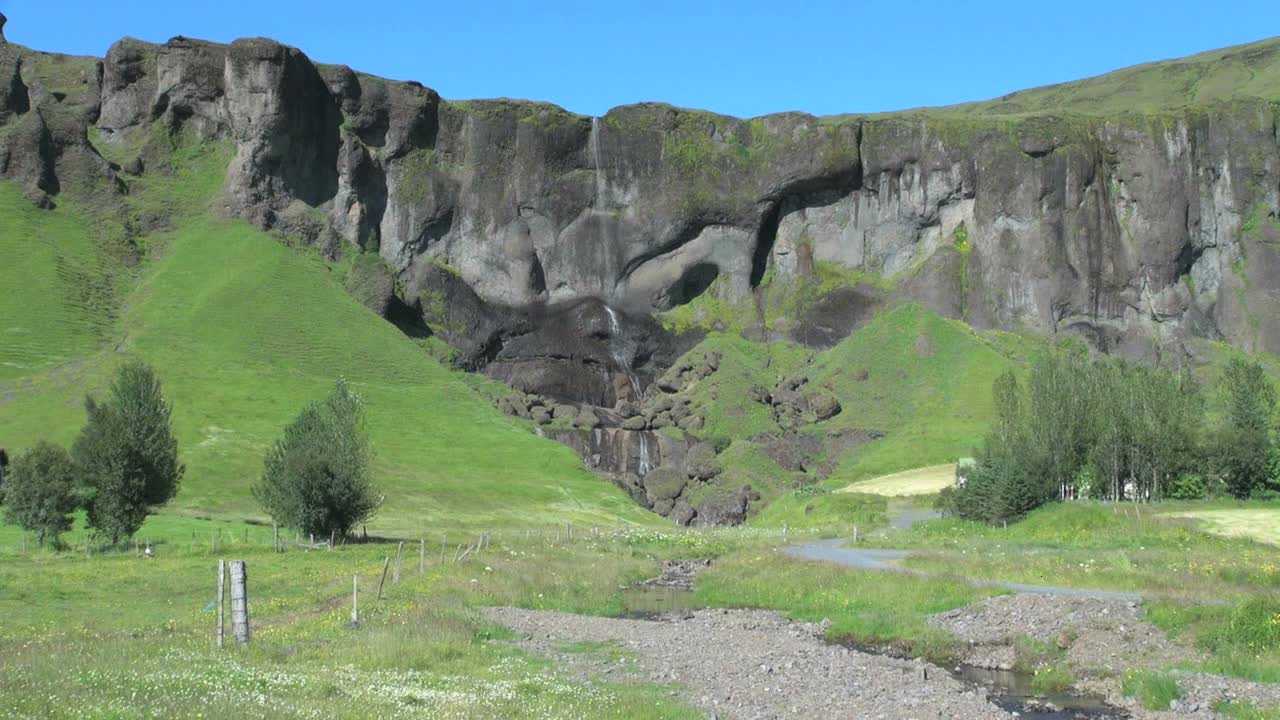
[643,467,688,503]
[677,415,705,431]
[552,404,578,422]
[685,442,722,481]
[530,407,552,425]
[651,413,673,429]
[671,499,696,526]
[695,488,751,526]
[670,402,691,423]
[123,156,145,176]
[574,410,601,430]
[621,416,649,431]
[807,391,842,422]
[615,400,641,418]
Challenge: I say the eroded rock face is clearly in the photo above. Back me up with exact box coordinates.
[69,33,1280,356]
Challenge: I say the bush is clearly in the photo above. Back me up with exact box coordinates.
[2,442,79,547]
[254,380,381,538]
[1122,670,1182,711]
[1168,473,1208,500]
[73,362,184,545]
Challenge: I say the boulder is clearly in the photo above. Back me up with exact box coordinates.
[615,400,641,418]
[695,488,751,526]
[685,442,722,481]
[670,402,691,423]
[530,406,552,425]
[643,467,688,503]
[670,499,696,526]
[651,413,673,429]
[677,415,705,431]
[552,404,578,422]
[621,416,649,431]
[574,410,601,430]
[651,497,675,516]
[807,391,842,421]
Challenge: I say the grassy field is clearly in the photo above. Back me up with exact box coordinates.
[1165,509,1280,546]
[0,519,725,719]
[864,501,1280,683]
[839,463,958,496]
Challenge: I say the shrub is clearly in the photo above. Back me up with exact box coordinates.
[1122,670,1182,711]
[1167,473,1207,500]
[73,361,184,545]
[2,442,79,547]
[254,379,381,538]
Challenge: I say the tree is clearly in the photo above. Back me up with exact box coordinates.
[73,361,184,545]
[1218,358,1277,498]
[254,380,380,538]
[2,442,79,547]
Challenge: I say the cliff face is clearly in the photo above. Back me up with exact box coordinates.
[4,25,1280,361]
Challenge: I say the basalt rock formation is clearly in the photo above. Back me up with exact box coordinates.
[3,16,1280,521]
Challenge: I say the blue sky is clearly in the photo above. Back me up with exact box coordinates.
[2,1,1276,118]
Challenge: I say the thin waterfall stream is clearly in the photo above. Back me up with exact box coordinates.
[604,305,651,475]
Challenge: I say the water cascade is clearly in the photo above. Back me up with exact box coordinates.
[604,304,651,475]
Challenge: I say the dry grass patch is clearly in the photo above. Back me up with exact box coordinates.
[1164,509,1280,547]
[839,464,957,497]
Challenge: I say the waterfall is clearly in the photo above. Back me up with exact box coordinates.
[590,117,607,207]
[604,303,651,475]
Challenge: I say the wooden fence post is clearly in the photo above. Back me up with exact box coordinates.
[376,556,390,600]
[439,534,446,564]
[393,542,405,584]
[418,539,425,574]
[273,523,279,553]
[216,559,226,648]
[351,575,359,626]
[229,560,250,644]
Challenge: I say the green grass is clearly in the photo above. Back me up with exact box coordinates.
[1121,669,1182,711]
[806,304,1031,484]
[0,127,654,536]
[904,36,1280,120]
[0,184,117,381]
[0,521,716,719]
[1216,700,1280,720]
[1,215,655,534]
[695,547,998,663]
[749,488,886,532]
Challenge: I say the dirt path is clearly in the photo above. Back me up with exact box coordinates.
[485,606,1013,719]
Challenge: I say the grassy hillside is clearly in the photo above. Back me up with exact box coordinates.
[806,304,1031,484]
[0,173,653,535]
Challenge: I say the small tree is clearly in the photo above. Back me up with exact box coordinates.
[254,380,380,538]
[1218,358,1277,498]
[73,361,184,545]
[2,442,80,547]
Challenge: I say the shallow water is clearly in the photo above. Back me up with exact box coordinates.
[955,664,1124,719]
[620,587,702,618]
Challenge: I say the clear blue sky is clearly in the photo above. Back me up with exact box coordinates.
[2,0,1276,118]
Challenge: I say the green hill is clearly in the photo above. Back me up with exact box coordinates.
[0,179,652,535]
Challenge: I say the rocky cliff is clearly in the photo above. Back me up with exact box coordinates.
[2,14,1279,521]
[5,22,1278,361]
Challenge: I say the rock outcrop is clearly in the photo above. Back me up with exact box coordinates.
[58,33,1280,357]
[4,17,1280,521]
[2,28,1277,357]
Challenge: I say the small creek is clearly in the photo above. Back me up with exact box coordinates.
[619,586,1125,719]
